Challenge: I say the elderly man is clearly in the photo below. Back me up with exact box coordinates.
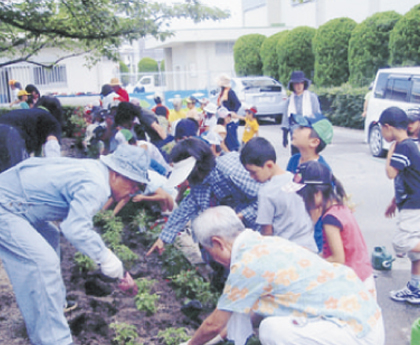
[185,206,385,345]
[147,138,260,256]
[0,145,147,345]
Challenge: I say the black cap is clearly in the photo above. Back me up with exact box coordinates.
[378,107,408,129]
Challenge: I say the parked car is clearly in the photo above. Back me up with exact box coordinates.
[210,76,288,123]
[364,66,420,157]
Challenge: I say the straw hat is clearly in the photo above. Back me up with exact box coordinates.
[110,78,122,86]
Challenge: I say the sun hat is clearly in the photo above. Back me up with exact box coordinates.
[216,74,231,88]
[217,107,230,118]
[288,71,311,91]
[109,77,122,86]
[17,90,30,97]
[8,80,17,86]
[203,102,218,114]
[199,98,209,106]
[100,145,150,184]
[282,160,332,193]
[290,113,333,145]
[379,107,408,129]
[407,108,420,123]
[165,156,197,189]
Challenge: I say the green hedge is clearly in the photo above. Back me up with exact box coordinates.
[260,31,289,81]
[138,57,159,73]
[277,26,316,86]
[234,34,266,76]
[348,11,401,87]
[389,4,420,66]
[314,83,368,129]
[313,18,357,87]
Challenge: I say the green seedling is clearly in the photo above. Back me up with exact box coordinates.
[134,292,159,315]
[74,252,97,273]
[161,244,192,277]
[136,278,157,293]
[157,327,189,345]
[93,210,115,227]
[110,322,141,345]
[113,245,138,269]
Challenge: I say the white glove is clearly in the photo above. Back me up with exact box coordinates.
[205,334,224,345]
[179,342,190,345]
[100,249,124,279]
[44,139,61,157]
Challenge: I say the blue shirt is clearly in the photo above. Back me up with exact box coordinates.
[391,139,420,210]
[0,157,111,263]
[160,152,261,243]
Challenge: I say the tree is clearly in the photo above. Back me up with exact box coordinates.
[233,34,266,76]
[138,58,159,73]
[277,26,315,86]
[389,4,420,66]
[119,61,130,86]
[313,18,356,87]
[0,0,229,68]
[348,11,401,87]
[260,30,289,81]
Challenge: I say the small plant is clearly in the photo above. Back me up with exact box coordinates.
[134,292,159,315]
[161,245,192,277]
[110,322,141,345]
[170,270,219,307]
[93,210,115,227]
[136,278,157,293]
[158,327,189,345]
[113,245,138,269]
[130,209,152,232]
[74,252,97,273]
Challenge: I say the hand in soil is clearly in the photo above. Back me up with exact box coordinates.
[118,272,138,297]
[147,238,165,256]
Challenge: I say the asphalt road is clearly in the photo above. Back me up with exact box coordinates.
[241,121,418,345]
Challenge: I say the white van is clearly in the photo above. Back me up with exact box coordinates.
[364,67,420,157]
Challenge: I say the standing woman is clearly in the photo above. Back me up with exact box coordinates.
[216,74,241,116]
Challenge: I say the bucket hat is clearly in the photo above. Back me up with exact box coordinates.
[110,77,122,86]
[165,156,197,189]
[100,145,150,184]
[288,71,311,91]
[203,102,218,114]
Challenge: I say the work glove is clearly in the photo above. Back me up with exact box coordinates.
[44,139,61,157]
[282,128,289,148]
[179,335,224,345]
[100,248,124,279]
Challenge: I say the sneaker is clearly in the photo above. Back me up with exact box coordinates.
[390,282,420,303]
[64,300,78,313]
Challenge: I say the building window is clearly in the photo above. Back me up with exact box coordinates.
[215,42,234,56]
[33,65,67,85]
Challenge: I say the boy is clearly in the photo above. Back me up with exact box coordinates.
[224,113,240,152]
[379,107,420,304]
[240,137,317,252]
[17,89,30,109]
[286,114,333,252]
[286,114,333,173]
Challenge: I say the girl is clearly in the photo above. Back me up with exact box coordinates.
[294,160,376,298]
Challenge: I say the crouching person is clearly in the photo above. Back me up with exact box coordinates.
[185,206,385,345]
[0,145,147,345]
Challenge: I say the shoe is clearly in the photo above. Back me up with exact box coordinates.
[390,282,420,303]
[64,300,78,313]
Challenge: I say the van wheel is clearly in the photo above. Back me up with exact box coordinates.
[369,125,386,157]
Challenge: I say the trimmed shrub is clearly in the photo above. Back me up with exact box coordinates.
[119,61,130,86]
[348,11,401,87]
[389,4,420,66]
[314,83,368,129]
[260,30,289,80]
[234,34,266,76]
[277,26,316,86]
[313,18,357,87]
[160,60,165,72]
[138,57,159,73]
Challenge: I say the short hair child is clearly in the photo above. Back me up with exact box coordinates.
[378,106,420,304]
[294,160,376,297]
[240,137,317,252]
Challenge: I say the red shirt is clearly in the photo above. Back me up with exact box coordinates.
[322,204,372,281]
[116,88,129,102]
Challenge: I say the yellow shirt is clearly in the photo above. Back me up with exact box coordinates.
[242,118,259,143]
[168,109,186,123]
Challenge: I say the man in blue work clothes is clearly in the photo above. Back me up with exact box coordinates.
[0,145,149,345]
[147,137,260,256]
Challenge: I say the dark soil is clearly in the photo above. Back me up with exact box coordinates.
[0,139,202,345]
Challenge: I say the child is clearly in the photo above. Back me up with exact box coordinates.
[17,90,30,109]
[294,160,376,298]
[379,107,420,304]
[224,113,240,152]
[286,114,333,252]
[286,114,333,173]
[233,105,259,146]
[240,137,317,252]
[185,96,200,122]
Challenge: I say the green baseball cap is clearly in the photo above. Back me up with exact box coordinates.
[291,114,333,144]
